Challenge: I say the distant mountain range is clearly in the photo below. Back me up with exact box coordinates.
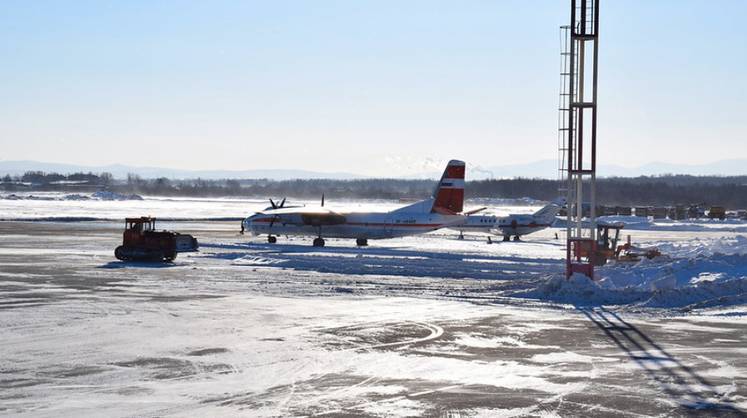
[0,159,745,180]
[0,160,364,181]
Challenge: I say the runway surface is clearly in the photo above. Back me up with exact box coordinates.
[1,221,746,417]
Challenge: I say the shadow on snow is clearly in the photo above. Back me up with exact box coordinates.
[201,241,563,282]
[581,307,746,416]
[97,261,180,269]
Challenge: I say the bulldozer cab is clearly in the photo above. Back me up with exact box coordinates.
[597,222,623,252]
[592,222,624,265]
[125,217,156,234]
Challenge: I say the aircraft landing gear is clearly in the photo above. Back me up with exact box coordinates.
[513,235,521,242]
[356,238,368,247]
[457,232,464,240]
[487,236,493,244]
[503,235,511,242]
[313,237,325,247]
[268,235,277,244]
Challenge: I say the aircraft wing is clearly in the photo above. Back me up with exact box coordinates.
[464,206,488,215]
[258,206,334,216]
[258,206,347,226]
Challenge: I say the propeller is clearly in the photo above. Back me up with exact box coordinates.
[269,198,287,209]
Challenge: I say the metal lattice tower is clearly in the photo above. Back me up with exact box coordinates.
[559,0,599,279]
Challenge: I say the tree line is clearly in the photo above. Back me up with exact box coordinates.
[2,171,746,208]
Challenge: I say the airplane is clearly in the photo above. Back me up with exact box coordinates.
[242,160,468,247]
[453,197,566,242]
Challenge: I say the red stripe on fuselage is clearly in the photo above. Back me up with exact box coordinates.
[250,218,444,228]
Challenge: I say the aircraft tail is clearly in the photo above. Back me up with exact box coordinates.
[431,160,465,214]
[533,197,566,224]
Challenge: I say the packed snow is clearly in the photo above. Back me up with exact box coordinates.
[517,235,747,310]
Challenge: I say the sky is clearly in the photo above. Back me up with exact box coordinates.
[0,0,745,177]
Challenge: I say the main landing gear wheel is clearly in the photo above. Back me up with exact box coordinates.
[356,238,368,246]
[513,235,521,242]
[457,232,464,240]
[503,235,511,242]
[268,235,277,244]
[313,237,325,247]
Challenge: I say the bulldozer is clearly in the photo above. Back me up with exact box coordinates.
[595,222,661,264]
[575,222,661,266]
[114,217,198,262]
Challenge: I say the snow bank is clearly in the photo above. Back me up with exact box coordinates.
[1,193,59,201]
[556,215,747,233]
[90,191,143,201]
[615,215,747,233]
[517,235,747,309]
[656,235,747,258]
[62,194,90,200]
[1,191,143,201]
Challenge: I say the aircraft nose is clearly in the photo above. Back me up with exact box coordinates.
[244,214,259,230]
[243,216,258,236]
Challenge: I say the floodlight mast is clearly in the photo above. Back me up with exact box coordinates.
[558,0,599,279]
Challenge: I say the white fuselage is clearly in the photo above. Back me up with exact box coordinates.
[454,215,498,232]
[493,214,553,237]
[243,200,462,240]
[453,214,554,237]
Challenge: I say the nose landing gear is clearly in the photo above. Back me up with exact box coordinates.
[356,238,368,246]
[268,235,277,244]
[313,237,325,247]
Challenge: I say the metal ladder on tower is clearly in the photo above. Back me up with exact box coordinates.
[557,24,572,196]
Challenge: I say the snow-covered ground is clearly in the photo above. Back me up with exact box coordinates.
[0,192,546,221]
[0,193,275,220]
[1,198,746,416]
[1,194,746,310]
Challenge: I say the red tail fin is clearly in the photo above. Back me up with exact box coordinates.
[432,160,465,214]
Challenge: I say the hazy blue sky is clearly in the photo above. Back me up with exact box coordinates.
[1,1,745,176]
